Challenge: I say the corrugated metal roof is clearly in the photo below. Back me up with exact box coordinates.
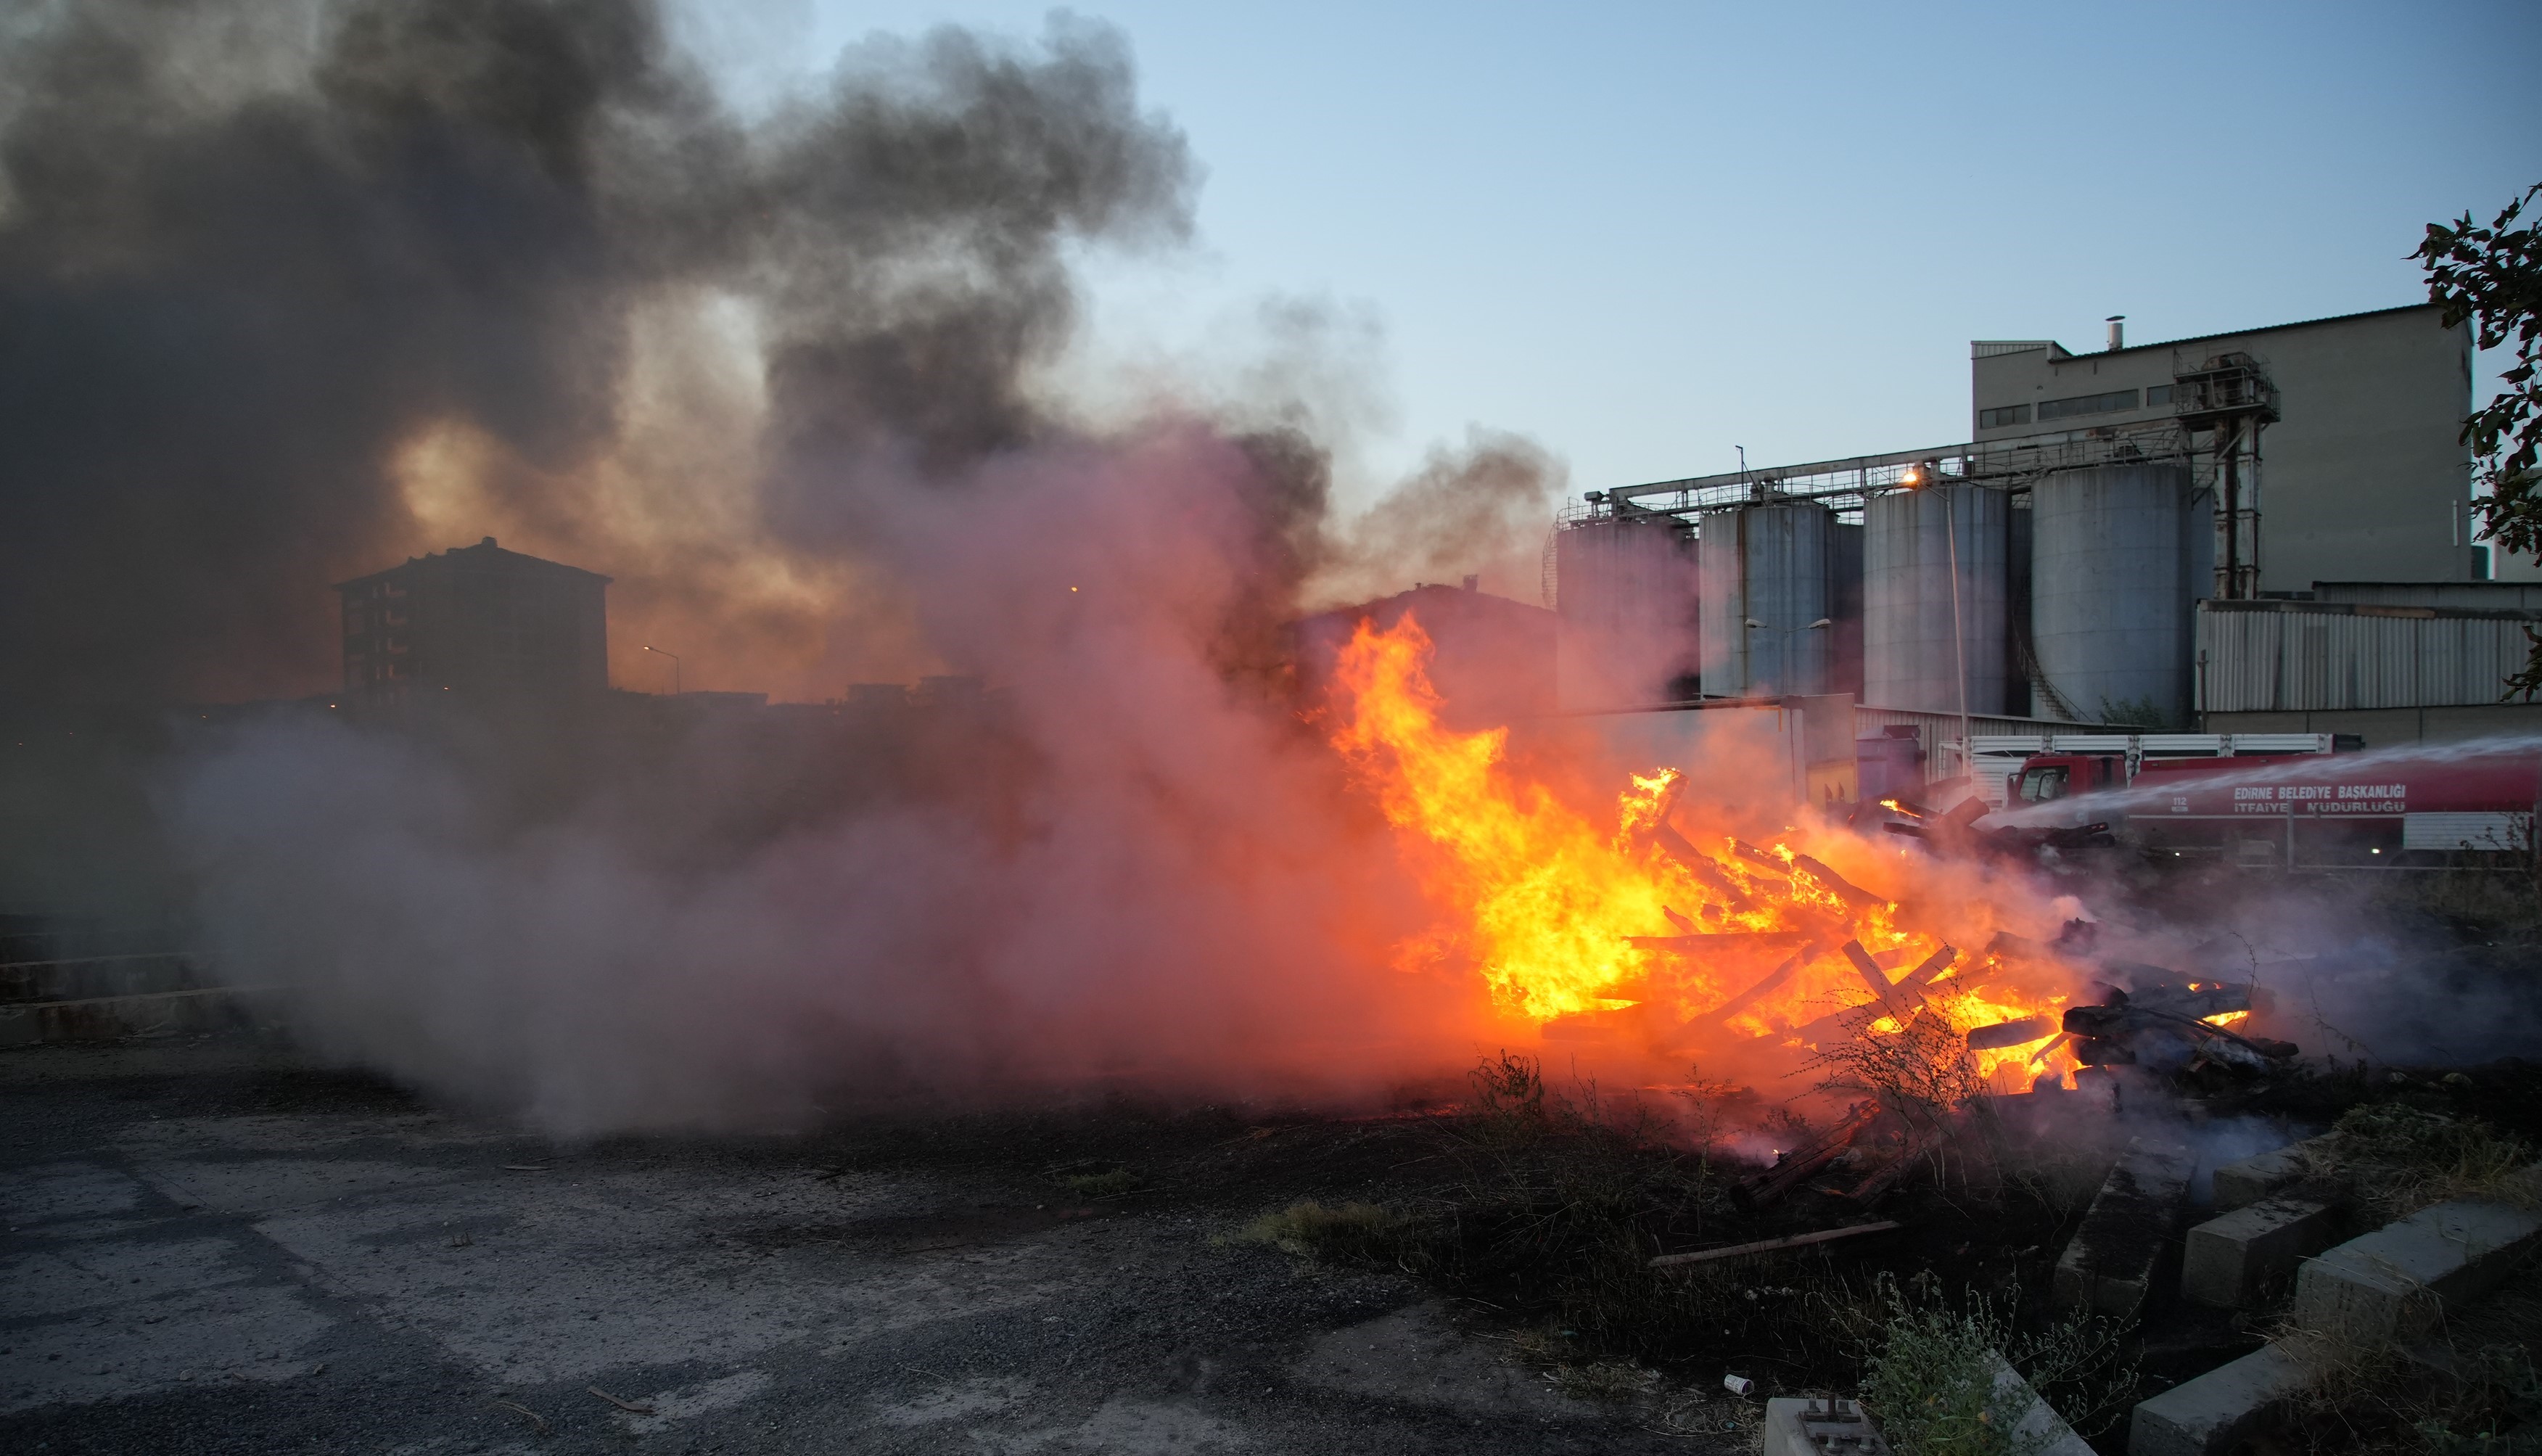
[2197,604,2534,711]
[1970,340,2062,359]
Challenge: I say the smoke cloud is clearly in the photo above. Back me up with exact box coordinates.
[2,0,1574,1128]
[7,4,2517,1143]
[1318,428,1563,606]
[0,0,1204,702]
[169,427,1498,1132]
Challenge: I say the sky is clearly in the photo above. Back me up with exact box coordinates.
[675,1,2542,511]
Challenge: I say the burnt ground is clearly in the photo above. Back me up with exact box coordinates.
[8,1032,2539,1456]
[0,1037,1727,1456]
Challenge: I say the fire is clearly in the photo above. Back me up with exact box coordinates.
[1328,614,2083,1090]
[1326,617,1679,1021]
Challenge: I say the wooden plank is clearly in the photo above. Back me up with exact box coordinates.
[1627,931,1814,952]
[1746,1102,1878,1204]
[1650,1219,1903,1270]
[1967,1016,2056,1050]
[1677,948,1809,1029]
[1655,827,1758,908]
[1842,940,1920,1019]
[1790,854,1888,910]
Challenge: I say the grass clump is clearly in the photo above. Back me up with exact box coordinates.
[1059,1167,1142,1198]
[2274,1253,2542,1453]
[2327,1103,2537,1221]
[1230,1200,1415,1261]
[2417,1345,2542,1455]
[1859,1273,2135,1455]
[1547,1358,1659,1400]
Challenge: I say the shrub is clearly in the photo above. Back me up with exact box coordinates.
[1859,1273,2135,1455]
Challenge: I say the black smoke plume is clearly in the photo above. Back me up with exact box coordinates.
[0,0,1198,704]
[1,1,1576,1129]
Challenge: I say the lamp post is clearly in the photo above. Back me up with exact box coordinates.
[644,645,681,696]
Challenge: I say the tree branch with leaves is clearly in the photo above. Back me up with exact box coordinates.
[2416,181,2542,697]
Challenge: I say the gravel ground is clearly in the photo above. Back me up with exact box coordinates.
[0,1039,1725,1455]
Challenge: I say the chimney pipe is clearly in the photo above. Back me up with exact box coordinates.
[2105,316,2125,352]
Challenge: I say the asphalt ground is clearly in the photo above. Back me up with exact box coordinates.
[0,1039,1731,1455]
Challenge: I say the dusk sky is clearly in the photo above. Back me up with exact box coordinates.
[682,1,2542,512]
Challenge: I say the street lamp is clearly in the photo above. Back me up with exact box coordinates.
[644,645,681,696]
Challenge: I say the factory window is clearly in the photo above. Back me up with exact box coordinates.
[1978,404,2031,429]
[2036,388,2139,421]
[2145,384,2173,406]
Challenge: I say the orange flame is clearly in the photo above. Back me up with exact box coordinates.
[1329,614,2085,1091]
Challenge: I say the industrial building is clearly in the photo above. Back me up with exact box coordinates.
[1973,305,2477,589]
[1552,303,2530,776]
[335,537,611,704]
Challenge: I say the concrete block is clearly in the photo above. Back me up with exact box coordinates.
[1762,1397,1893,1456]
[1988,1351,2094,1456]
[2291,1197,2542,1344]
[2181,1198,2343,1309]
[2128,1344,2312,1456]
[2054,1137,2196,1318]
[2210,1135,2333,1210]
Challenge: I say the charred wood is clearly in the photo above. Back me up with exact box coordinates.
[1746,1103,1878,1206]
[1966,1015,2057,1050]
[1729,839,1786,871]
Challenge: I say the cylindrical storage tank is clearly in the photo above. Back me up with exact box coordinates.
[1696,509,1745,695]
[1698,501,1834,696]
[1553,517,1697,707]
[1863,484,2010,715]
[2029,464,2193,725]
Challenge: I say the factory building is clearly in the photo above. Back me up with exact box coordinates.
[1972,305,2475,589]
[335,537,610,704]
[1552,302,2527,760]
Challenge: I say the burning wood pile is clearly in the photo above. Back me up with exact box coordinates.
[1326,616,2298,1205]
[2055,974,2298,1074]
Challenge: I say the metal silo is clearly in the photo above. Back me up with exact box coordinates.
[1553,514,1697,707]
[2029,464,2195,725]
[1698,501,1835,696]
[1862,484,2010,715]
[1696,510,1744,694]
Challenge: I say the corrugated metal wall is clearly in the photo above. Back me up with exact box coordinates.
[2198,606,2535,710]
[1852,705,2106,781]
[2314,582,2542,610]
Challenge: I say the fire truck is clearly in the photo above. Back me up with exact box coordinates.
[1974,733,2542,869]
